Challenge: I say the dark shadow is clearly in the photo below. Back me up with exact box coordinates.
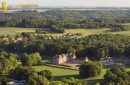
[104,65,125,69]
[87,79,103,85]
[54,74,80,80]
[43,63,79,71]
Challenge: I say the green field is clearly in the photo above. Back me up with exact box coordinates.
[33,65,106,79]
[32,64,130,82]
[0,27,35,35]
[32,64,79,80]
[1,27,130,37]
[44,28,110,37]
[110,30,130,35]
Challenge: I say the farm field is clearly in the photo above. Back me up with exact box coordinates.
[0,27,35,35]
[44,28,110,37]
[1,27,130,37]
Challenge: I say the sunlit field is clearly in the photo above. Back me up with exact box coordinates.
[1,27,130,37]
[0,27,35,35]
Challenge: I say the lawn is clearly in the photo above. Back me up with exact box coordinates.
[32,65,79,76]
[32,64,130,81]
[32,64,79,80]
[32,62,106,80]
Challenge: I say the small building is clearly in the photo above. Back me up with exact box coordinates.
[53,53,76,64]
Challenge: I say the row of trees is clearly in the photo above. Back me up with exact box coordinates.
[0,50,42,74]
[1,10,130,32]
[1,34,130,60]
[108,24,130,31]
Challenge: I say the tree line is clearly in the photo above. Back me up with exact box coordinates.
[0,34,130,60]
[1,10,130,32]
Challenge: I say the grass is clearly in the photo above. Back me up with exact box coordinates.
[0,27,35,35]
[109,30,130,36]
[32,64,130,81]
[32,64,79,80]
[1,27,130,37]
[32,65,79,76]
[42,28,110,37]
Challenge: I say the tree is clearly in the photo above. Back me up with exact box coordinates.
[0,52,19,73]
[103,67,130,85]
[97,48,106,58]
[21,53,41,66]
[8,54,20,69]
[79,61,102,78]
[26,73,50,85]
[38,70,53,80]
[9,66,35,80]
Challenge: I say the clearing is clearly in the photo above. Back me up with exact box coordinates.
[1,27,130,37]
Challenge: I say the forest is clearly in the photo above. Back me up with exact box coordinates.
[0,34,130,60]
[1,10,130,32]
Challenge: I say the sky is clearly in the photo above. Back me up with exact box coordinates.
[3,0,130,7]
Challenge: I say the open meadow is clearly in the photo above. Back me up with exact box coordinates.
[1,27,130,37]
[0,27,35,35]
[43,28,110,37]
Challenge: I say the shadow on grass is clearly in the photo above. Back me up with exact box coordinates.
[87,79,103,85]
[54,75,103,85]
[104,64,125,69]
[54,74,80,80]
[44,64,79,71]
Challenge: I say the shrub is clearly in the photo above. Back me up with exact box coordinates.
[79,61,102,78]
[38,70,53,80]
